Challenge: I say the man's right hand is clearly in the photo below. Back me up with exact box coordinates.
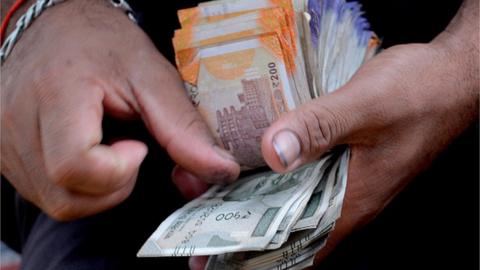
[1,0,239,221]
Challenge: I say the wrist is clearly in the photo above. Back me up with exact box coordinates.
[430,0,478,107]
[39,0,129,26]
[1,0,137,64]
[1,0,33,38]
[415,40,478,156]
[430,38,478,118]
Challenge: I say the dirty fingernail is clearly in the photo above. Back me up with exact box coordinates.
[272,130,301,168]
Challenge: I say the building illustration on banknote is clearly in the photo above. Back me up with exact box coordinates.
[216,76,277,167]
[139,0,378,268]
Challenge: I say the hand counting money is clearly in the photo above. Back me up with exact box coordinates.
[139,0,379,269]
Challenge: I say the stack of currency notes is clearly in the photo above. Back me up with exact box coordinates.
[138,0,379,269]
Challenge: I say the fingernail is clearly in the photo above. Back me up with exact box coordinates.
[272,130,301,168]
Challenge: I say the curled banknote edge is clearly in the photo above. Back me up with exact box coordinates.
[139,0,379,269]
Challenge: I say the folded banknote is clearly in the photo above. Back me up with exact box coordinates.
[138,0,379,269]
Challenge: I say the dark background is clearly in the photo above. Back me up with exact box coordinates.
[1,0,478,269]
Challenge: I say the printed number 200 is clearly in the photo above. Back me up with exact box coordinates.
[268,62,280,88]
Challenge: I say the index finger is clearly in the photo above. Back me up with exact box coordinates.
[39,79,147,195]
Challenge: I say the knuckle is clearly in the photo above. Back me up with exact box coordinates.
[180,109,206,133]
[46,200,77,221]
[47,161,76,188]
[295,106,341,154]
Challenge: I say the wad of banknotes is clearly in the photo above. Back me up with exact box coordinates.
[138,0,379,269]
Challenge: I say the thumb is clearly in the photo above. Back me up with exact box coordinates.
[130,52,240,183]
[262,90,366,172]
[261,45,417,173]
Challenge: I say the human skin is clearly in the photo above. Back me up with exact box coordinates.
[186,0,478,268]
[1,0,240,221]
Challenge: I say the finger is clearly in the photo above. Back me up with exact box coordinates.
[40,81,147,195]
[261,46,427,173]
[129,52,240,184]
[42,167,140,221]
[172,165,210,200]
[261,63,394,173]
[189,256,209,270]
